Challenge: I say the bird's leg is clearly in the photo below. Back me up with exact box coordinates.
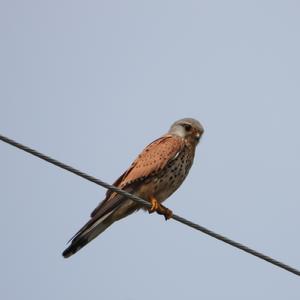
[148,196,173,220]
[148,196,159,214]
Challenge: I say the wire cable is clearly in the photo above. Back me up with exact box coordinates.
[0,133,299,277]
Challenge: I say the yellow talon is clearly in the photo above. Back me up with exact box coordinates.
[148,196,173,220]
[148,196,159,214]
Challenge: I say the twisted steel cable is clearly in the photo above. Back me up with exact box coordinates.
[0,133,299,277]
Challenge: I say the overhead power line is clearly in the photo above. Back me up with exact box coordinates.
[0,133,299,277]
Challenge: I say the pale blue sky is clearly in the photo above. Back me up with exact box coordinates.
[1,1,300,299]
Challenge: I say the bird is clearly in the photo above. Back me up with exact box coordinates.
[62,118,204,258]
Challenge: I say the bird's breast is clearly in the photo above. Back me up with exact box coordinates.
[152,147,194,202]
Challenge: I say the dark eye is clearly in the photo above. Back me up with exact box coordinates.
[183,124,192,131]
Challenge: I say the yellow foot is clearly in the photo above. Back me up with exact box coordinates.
[148,196,159,214]
[148,196,173,221]
[156,204,173,220]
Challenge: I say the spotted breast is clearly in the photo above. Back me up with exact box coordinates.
[152,145,195,202]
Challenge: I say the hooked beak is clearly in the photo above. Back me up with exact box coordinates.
[195,132,201,143]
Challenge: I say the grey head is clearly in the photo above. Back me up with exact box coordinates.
[168,118,204,144]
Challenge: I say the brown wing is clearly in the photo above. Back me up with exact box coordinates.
[90,134,184,218]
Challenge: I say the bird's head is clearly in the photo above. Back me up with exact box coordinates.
[169,118,204,145]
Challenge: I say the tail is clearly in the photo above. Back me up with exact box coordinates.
[62,212,115,258]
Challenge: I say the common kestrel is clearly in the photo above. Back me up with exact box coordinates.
[63,118,204,258]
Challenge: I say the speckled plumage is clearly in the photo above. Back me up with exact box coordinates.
[63,118,204,258]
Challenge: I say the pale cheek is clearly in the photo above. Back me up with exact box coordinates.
[172,126,186,138]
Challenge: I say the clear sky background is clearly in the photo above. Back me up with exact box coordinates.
[1,1,300,299]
